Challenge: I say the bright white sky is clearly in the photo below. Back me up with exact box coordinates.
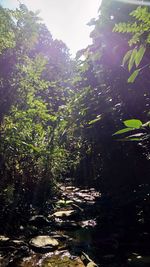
[1,0,101,57]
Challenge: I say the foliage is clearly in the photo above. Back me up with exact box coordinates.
[113,4,150,148]
[113,6,150,82]
[71,0,150,192]
[113,6,150,46]
[113,119,150,141]
[0,4,82,210]
[0,6,15,53]
[0,53,82,206]
[0,0,150,225]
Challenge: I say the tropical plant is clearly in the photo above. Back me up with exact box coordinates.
[113,6,150,82]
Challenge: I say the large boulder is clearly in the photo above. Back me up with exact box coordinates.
[29,235,59,252]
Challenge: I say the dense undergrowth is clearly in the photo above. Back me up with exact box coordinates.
[0,0,150,235]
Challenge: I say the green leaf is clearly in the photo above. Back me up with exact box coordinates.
[22,141,40,152]
[122,50,132,66]
[57,200,73,205]
[126,137,143,141]
[123,119,142,128]
[88,115,101,125]
[128,69,140,83]
[117,137,142,141]
[113,128,134,135]
[126,133,145,141]
[135,46,146,67]
[128,48,137,72]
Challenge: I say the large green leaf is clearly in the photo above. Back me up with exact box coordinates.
[113,127,134,135]
[128,69,140,83]
[122,50,132,66]
[123,119,142,128]
[128,48,137,72]
[135,46,146,67]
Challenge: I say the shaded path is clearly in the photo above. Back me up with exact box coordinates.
[1,183,150,267]
[0,184,101,267]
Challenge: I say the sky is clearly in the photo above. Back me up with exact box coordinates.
[0,0,101,56]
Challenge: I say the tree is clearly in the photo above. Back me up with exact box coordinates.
[0,5,15,53]
[72,0,150,193]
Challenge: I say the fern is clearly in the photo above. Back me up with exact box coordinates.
[130,6,150,24]
[114,6,150,46]
[113,6,150,82]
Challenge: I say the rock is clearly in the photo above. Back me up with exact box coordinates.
[87,262,97,267]
[65,186,76,190]
[19,250,85,266]
[0,255,10,267]
[0,235,10,249]
[74,198,83,204]
[55,249,72,257]
[29,235,59,252]
[43,254,85,267]
[127,255,150,267]
[54,218,80,230]
[75,192,96,202]
[10,239,25,246]
[29,215,51,227]
[0,235,9,242]
[50,210,76,219]
[51,233,69,242]
[79,219,97,228]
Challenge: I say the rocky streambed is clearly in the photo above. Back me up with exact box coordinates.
[0,185,100,267]
[1,184,150,267]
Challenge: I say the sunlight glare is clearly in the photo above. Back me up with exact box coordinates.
[20,0,101,56]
